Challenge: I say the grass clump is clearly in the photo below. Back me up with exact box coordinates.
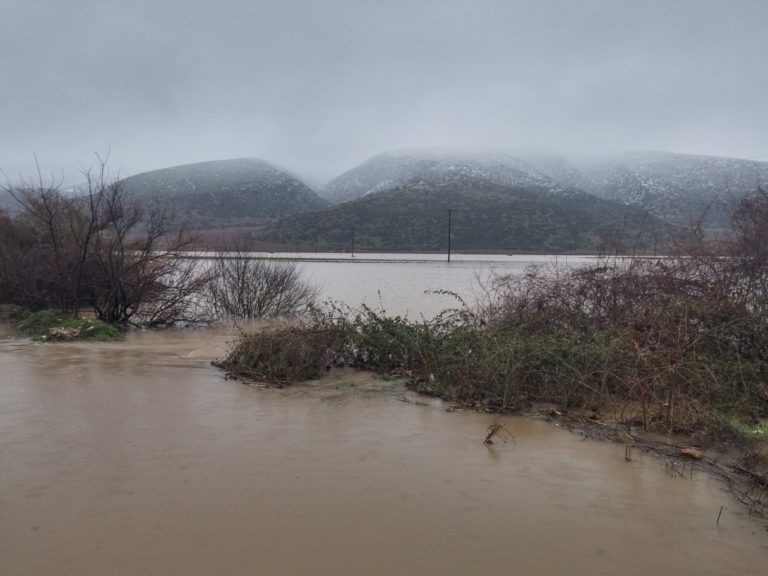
[0,307,119,341]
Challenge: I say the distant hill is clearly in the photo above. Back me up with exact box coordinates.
[120,158,329,228]
[575,151,768,227]
[260,176,666,253]
[320,149,563,205]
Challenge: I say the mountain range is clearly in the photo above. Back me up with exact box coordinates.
[319,148,767,229]
[50,148,766,252]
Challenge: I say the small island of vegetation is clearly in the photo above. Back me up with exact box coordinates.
[218,188,768,502]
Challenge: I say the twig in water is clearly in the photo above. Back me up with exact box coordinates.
[484,418,517,446]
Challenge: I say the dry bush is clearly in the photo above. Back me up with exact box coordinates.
[476,188,768,431]
[207,242,319,319]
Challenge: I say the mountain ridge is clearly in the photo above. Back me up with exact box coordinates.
[320,149,564,205]
[321,148,768,228]
[261,177,666,253]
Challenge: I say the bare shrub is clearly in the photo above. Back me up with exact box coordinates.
[207,243,319,319]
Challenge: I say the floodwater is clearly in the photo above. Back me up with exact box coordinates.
[288,252,595,317]
[2,256,768,575]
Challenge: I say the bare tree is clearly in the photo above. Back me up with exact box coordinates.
[86,179,212,325]
[0,156,212,326]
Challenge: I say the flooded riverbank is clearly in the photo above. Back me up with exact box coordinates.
[1,326,767,575]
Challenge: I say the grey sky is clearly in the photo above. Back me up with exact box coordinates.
[1,0,767,183]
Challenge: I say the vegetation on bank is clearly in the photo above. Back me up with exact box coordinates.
[218,188,768,478]
[0,305,118,341]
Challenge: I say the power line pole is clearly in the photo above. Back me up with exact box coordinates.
[351,225,355,258]
[446,209,456,262]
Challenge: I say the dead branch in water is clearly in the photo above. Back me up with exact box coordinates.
[484,418,517,445]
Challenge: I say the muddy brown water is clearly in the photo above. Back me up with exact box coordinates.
[2,324,768,575]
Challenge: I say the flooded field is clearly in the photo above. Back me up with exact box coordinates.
[1,321,767,575]
[268,252,595,317]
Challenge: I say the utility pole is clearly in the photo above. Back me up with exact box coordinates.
[446,209,456,262]
[351,225,355,258]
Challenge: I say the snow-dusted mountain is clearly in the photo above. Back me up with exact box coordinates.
[322,148,768,227]
[121,158,329,228]
[320,149,564,204]
[575,151,768,226]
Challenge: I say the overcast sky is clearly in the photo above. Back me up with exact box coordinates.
[1,0,767,183]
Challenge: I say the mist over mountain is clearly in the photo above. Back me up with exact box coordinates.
[120,158,329,228]
[319,148,767,230]
[574,151,768,227]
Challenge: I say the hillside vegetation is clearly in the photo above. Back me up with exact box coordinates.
[260,179,666,253]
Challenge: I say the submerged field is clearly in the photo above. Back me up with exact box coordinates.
[1,325,768,575]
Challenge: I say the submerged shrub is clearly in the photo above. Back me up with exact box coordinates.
[216,325,350,383]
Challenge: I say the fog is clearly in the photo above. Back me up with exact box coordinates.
[1,0,766,183]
